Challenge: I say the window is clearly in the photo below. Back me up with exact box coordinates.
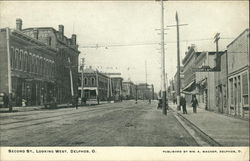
[19,49,23,70]
[15,48,19,69]
[10,46,15,69]
[230,78,233,105]
[242,72,249,105]
[92,78,95,85]
[84,78,88,85]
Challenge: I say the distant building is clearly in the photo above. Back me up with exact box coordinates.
[171,66,184,101]
[122,81,136,100]
[227,29,249,118]
[111,77,123,102]
[78,68,109,103]
[137,83,153,100]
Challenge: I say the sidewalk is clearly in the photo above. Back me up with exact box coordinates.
[170,103,249,146]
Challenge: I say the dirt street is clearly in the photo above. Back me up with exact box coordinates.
[0,101,197,146]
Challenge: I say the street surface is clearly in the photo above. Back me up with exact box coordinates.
[0,101,198,146]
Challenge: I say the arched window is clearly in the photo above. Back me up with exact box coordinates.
[15,48,19,69]
[84,78,88,85]
[91,78,95,85]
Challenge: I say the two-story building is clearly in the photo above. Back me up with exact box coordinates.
[78,68,110,104]
[227,29,249,119]
[0,20,57,107]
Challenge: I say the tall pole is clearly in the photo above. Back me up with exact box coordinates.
[176,12,181,111]
[81,58,85,103]
[68,58,74,99]
[161,0,167,115]
[145,60,148,100]
[214,33,220,71]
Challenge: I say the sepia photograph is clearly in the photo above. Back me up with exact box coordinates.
[0,0,249,160]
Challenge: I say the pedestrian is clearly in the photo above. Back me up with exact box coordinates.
[191,95,198,113]
[180,95,187,114]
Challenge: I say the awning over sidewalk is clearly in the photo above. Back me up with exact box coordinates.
[182,80,195,92]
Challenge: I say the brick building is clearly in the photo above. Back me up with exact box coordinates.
[0,19,80,107]
[0,26,57,107]
[21,20,80,104]
[227,29,249,119]
[122,81,136,100]
[78,68,110,103]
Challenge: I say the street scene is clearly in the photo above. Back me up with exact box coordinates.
[0,1,249,148]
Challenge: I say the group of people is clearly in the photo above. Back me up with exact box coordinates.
[179,94,198,114]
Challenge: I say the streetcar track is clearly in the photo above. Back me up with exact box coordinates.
[0,105,123,125]
[0,103,146,130]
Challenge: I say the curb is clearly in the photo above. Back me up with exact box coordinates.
[176,112,222,146]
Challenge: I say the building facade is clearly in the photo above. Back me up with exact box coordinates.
[0,19,80,107]
[122,81,136,100]
[111,77,123,102]
[182,45,200,103]
[21,21,80,104]
[227,29,249,119]
[78,68,110,103]
[215,51,228,114]
[0,27,57,106]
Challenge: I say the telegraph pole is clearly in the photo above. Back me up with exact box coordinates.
[80,58,85,104]
[68,58,74,106]
[167,11,188,111]
[145,60,148,101]
[176,12,181,111]
[214,33,220,71]
[160,0,167,115]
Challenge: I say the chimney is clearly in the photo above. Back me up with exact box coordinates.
[33,29,38,39]
[71,34,76,45]
[58,25,64,38]
[16,18,22,31]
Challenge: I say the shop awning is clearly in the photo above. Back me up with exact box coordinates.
[182,80,195,92]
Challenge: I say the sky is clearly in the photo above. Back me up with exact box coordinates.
[0,1,249,92]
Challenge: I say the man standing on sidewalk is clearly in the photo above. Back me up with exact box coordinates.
[191,95,198,113]
[180,95,187,114]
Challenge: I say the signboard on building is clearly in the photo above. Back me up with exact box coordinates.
[192,65,220,72]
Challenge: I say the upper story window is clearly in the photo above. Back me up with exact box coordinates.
[91,78,95,85]
[84,78,88,85]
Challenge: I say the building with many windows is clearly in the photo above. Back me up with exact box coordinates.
[227,29,249,119]
[0,27,57,106]
[21,20,80,104]
[0,19,80,107]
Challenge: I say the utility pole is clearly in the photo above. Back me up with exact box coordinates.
[145,60,148,100]
[68,58,74,104]
[135,85,138,104]
[214,33,220,71]
[167,11,188,111]
[160,0,167,115]
[80,58,85,104]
